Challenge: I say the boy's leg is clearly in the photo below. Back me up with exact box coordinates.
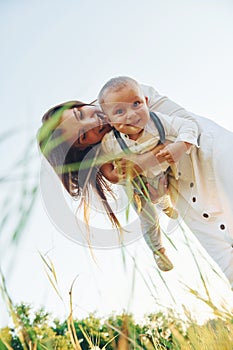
[146,173,178,219]
[138,196,163,251]
[130,176,163,251]
[134,195,173,271]
[157,194,179,219]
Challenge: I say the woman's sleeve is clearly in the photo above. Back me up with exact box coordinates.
[141,84,195,119]
[158,112,199,148]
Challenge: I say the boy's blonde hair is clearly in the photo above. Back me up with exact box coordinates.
[98,76,140,104]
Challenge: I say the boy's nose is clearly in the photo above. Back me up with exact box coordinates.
[126,110,134,122]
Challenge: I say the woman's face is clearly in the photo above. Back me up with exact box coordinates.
[59,105,112,149]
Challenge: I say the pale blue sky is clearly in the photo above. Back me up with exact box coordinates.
[1,0,233,327]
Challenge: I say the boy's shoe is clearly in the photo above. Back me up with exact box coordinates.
[162,206,179,219]
[153,250,174,271]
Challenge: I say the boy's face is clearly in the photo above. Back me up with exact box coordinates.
[101,83,150,138]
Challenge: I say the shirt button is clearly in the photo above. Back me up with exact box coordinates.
[178,172,182,176]
[220,224,225,230]
[190,182,194,187]
[192,197,196,202]
[203,213,209,218]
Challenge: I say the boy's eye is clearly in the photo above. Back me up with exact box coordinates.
[133,101,140,107]
[115,109,123,115]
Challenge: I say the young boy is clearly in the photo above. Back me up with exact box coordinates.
[97,76,199,271]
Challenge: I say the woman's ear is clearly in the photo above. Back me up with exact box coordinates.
[145,96,149,106]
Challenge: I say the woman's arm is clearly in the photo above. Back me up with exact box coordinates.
[100,142,171,184]
[116,141,172,177]
[142,84,193,119]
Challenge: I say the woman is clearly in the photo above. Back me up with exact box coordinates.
[38,84,233,285]
[38,97,174,271]
[38,100,119,226]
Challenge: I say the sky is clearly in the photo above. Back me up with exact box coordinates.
[1,0,233,327]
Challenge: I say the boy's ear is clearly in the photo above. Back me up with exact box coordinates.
[145,96,149,106]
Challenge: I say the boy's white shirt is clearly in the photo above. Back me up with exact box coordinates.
[101,109,199,179]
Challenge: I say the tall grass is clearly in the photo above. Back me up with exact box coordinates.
[1,127,233,349]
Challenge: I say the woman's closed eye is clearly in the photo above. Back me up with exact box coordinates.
[73,108,83,121]
[79,110,84,119]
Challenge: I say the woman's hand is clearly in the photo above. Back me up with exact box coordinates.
[119,140,172,176]
[100,161,127,184]
[101,140,176,184]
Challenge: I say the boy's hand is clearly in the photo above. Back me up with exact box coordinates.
[156,141,191,164]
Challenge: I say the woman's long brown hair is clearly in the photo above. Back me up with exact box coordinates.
[37,100,121,230]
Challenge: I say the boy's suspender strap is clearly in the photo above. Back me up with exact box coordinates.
[113,128,132,154]
[149,111,165,144]
[113,111,165,153]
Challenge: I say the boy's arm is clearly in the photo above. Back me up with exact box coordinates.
[100,131,148,184]
[152,111,199,165]
[156,141,192,164]
[100,143,169,184]
[117,141,172,176]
